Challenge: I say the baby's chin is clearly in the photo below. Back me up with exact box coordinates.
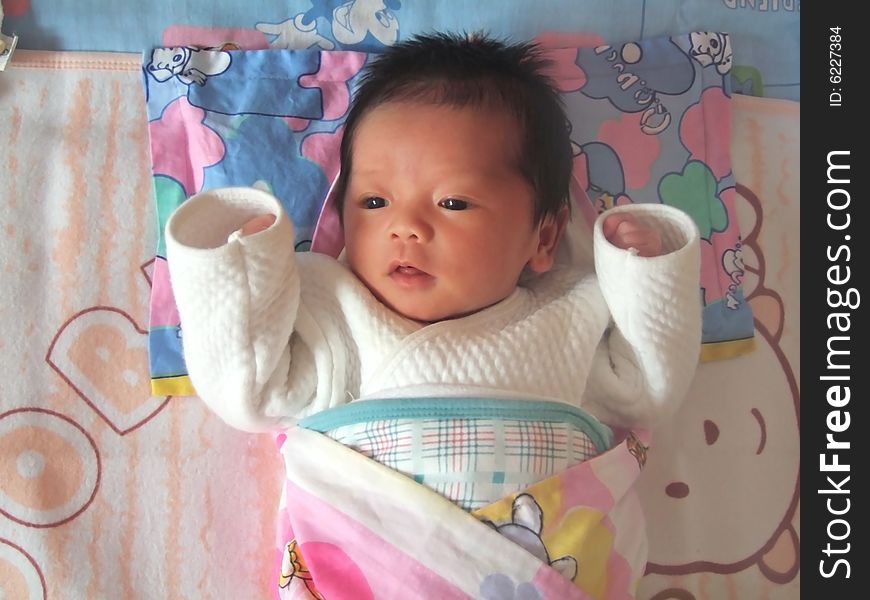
[384,295,502,325]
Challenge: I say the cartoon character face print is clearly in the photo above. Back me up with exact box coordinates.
[689,32,733,75]
[481,493,579,581]
[147,47,192,82]
[638,333,799,571]
[256,14,336,50]
[332,0,400,47]
[146,47,231,86]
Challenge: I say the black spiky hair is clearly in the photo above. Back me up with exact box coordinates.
[333,32,573,224]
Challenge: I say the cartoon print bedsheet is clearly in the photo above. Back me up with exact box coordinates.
[0,1,798,598]
[3,0,800,100]
[144,31,754,394]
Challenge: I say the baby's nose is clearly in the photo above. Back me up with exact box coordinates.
[390,211,433,242]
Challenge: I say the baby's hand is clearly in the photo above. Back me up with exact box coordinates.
[602,213,663,257]
[239,214,277,236]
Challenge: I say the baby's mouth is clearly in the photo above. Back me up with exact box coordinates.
[394,265,425,276]
[389,263,432,285]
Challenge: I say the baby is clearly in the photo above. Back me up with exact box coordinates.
[165,33,701,510]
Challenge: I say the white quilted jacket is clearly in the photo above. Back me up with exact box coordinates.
[165,187,701,432]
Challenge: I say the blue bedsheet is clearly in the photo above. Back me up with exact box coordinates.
[4,0,799,100]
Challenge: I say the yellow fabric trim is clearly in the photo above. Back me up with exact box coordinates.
[700,338,756,362]
[151,376,196,396]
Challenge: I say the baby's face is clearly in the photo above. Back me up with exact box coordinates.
[343,102,554,323]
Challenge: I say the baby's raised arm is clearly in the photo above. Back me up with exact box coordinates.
[165,188,316,432]
[583,203,702,427]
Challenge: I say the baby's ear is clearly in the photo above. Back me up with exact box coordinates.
[527,206,569,273]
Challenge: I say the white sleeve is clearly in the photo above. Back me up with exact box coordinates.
[164,187,316,432]
[583,203,702,427]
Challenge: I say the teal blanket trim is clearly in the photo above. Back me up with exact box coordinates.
[298,397,613,453]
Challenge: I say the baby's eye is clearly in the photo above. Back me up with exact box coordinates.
[439,198,469,211]
[363,196,388,209]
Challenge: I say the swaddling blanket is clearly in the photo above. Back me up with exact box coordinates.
[275,398,649,600]
[305,397,613,510]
